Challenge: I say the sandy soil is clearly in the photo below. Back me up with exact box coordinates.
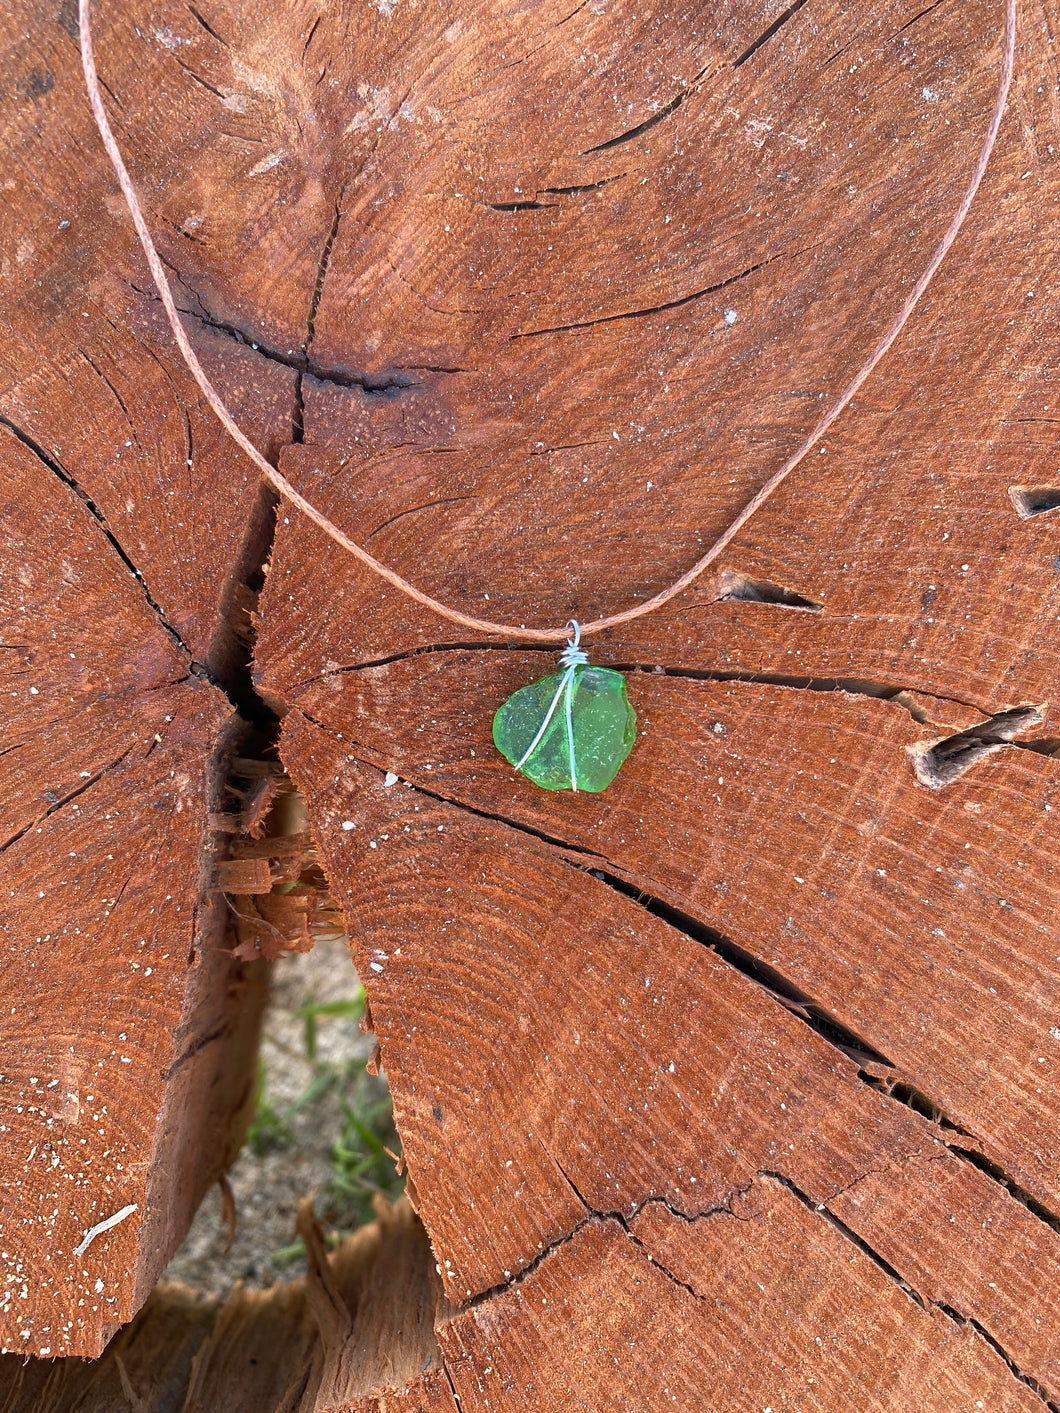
[163,936,393,1294]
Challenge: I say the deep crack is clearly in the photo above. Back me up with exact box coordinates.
[762,1171,927,1308]
[204,482,280,723]
[585,865,893,1064]
[583,58,717,153]
[132,281,455,395]
[768,1172,1060,1412]
[946,1146,1060,1238]
[948,1312,1060,1413]
[733,0,809,68]
[286,640,998,731]
[286,639,945,709]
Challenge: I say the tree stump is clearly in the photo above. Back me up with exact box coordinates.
[3,0,1060,1406]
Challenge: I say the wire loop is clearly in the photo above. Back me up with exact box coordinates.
[558,621,589,669]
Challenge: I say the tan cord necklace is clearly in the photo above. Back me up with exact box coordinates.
[79,0,1018,789]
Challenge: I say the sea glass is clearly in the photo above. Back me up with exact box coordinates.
[492,665,636,792]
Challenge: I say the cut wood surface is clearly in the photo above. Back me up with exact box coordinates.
[0,1199,453,1411]
[2,0,1059,1407]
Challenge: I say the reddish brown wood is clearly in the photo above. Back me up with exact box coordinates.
[435,1197,1047,1412]
[0,1199,452,1410]
[213,857,273,892]
[278,709,1060,1405]
[0,0,293,1357]
[280,667,1060,1212]
[0,422,265,1356]
[2,0,1059,1403]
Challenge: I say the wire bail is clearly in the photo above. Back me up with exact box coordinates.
[558,620,589,670]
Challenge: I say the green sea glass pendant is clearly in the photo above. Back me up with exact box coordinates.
[492,624,636,792]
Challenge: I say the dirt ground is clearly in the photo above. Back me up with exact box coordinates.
[164,936,396,1294]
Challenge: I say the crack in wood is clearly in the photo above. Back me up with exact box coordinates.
[132,280,464,395]
[186,5,229,46]
[440,1361,462,1408]
[908,706,1045,788]
[539,174,628,195]
[549,1153,751,1302]
[582,57,717,153]
[510,250,794,339]
[847,1077,1060,1285]
[856,1070,978,1138]
[936,1304,1060,1413]
[463,1185,743,1312]
[293,724,608,863]
[293,198,345,443]
[0,415,191,656]
[364,496,473,545]
[823,0,947,69]
[588,871,1060,1245]
[766,1172,1060,1413]
[283,639,936,710]
[289,646,1057,784]
[890,0,948,43]
[204,482,281,723]
[733,0,810,68]
[171,53,227,101]
[613,1223,705,1303]
[0,747,134,858]
[715,568,823,611]
[583,864,894,1065]
[486,199,560,212]
[76,348,139,446]
[763,1169,928,1305]
[946,1146,1060,1238]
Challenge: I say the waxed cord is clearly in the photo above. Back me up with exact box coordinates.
[79,0,1017,645]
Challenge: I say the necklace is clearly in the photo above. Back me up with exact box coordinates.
[79,0,1016,792]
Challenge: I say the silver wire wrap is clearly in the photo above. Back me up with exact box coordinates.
[513,622,587,785]
[558,620,589,670]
